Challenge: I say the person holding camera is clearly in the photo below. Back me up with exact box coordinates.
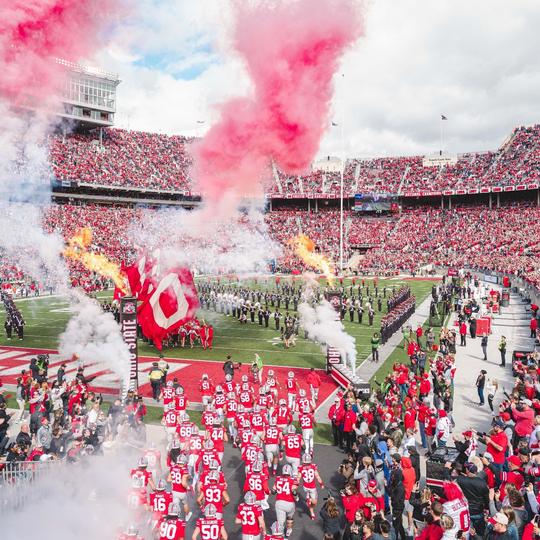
[319,495,343,540]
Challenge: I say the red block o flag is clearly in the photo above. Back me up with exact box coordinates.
[137,268,199,350]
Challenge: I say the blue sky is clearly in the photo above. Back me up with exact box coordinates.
[99,0,540,159]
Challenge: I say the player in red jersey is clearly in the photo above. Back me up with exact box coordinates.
[130,456,155,491]
[298,406,316,455]
[201,404,219,430]
[238,382,254,412]
[242,435,263,471]
[297,453,324,520]
[192,504,227,540]
[161,380,176,408]
[199,374,215,407]
[127,475,148,515]
[175,385,188,412]
[272,464,298,538]
[143,442,162,477]
[213,386,227,422]
[282,425,304,476]
[149,479,173,528]
[157,502,186,540]
[250,404,268,435]
[285,372,297,411]
[167,454,190,519]
[264,370,281,402]
[208,417,228,463]
[225,392,238,443]
[163,402,179,444]
[296,389,313,415]
[264,521,285,540]
[244,460,271,510]
[188,425,204,480]
[236,491,266,539]
[272,400,292,434]
[197,439,221,470]
[235,404,251,430]
[223,373,238,395]
[237,418,254,447]
[197,471,230,518]
[263,416,282,475]
[199,459,226,492]
[177,412,194,444]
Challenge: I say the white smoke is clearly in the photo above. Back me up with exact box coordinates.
[59,291,131,390]
[0,106,68,292]
[131,200,281,276]
[298,284,356,371]
[1,451,137,540]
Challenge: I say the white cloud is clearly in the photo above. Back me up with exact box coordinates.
[94,0,540,158]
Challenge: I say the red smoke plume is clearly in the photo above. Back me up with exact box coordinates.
[0,1,120,103]
[192,0,362,204]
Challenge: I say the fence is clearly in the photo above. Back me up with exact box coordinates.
[0,459,65,513]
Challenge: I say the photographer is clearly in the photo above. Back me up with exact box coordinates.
[319,494,343,540]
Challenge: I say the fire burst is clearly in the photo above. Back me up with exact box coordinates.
[289,234,336,285]
[63,228,127,293]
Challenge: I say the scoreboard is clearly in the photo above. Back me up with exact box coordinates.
[354,193,399,213]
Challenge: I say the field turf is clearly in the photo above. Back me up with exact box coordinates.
[0,277,434,371]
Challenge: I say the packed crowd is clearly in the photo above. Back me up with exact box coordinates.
[356,203,540,290]
[46,125,540,197]
[0,200,536,301]
[49,130,194,192]
[327,277,540,540]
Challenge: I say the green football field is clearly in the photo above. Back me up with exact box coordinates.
[0,277,435,371]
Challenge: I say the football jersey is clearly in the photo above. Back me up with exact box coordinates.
[169,465,188,493]
[264,425,280,445]
[274,406,292,426]
[130,468,152,487]
[177,421,194,441]
[299,413,314,430]
[198,449,221,471]
[442,496,470,537]
[162,387,175,405]
[283,434,303,458]
[244,472,268,501]
[196,517,224,540]
[175,395,187,411]
[250,413,267,433]
[144,449,161,471]
[201,482,226,513]
[149,491,173,519]
[297,398,311,412]
[236,503,264,535]
[214,393,226,410]
[189,435,204,455]
[157,517,185,540]
[241,443,260,465]
[200,379,214,396]
[225,399,238,419]
[209,426,226,452]
[286,379,297,393]
[127,488,147,509]
[163,410,179,428]
[298,464,319,489]
[274,476,298,503]
[239,391,253,407]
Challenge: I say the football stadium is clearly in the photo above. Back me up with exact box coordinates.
[1,2,539,540]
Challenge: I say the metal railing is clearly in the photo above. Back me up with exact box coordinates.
[0,459,65,513]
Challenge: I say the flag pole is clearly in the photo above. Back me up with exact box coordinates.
[339,74,345,277]
[440,117,443,156]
